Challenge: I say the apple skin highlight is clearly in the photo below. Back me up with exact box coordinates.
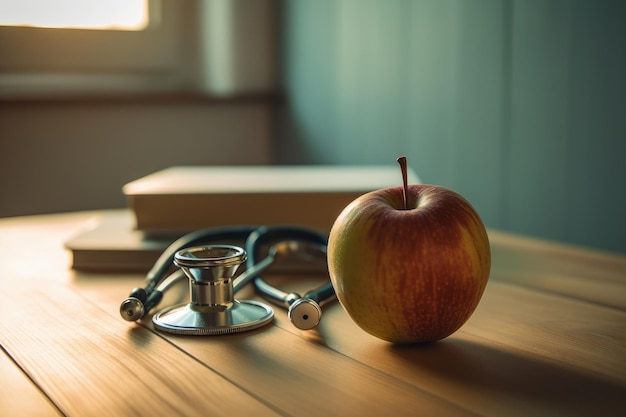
[327,184,491,344]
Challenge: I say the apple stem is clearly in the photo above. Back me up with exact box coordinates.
[396,156,409,210]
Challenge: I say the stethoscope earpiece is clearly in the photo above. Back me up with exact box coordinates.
[288,298,322,330]
[119,296,145,322]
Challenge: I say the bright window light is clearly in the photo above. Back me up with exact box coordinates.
[0,0,148,31]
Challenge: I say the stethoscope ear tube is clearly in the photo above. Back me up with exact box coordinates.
[246,226,335,330]
[119,270,184,321]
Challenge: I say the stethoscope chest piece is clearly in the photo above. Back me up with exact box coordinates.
[152,245,274,336]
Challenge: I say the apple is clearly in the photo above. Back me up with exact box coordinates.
[327,157,491,344]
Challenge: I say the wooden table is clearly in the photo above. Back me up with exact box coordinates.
[1,211,625,416]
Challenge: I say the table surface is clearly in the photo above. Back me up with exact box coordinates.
[1,210,625,417]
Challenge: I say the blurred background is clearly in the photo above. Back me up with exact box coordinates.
[1,0,624,254]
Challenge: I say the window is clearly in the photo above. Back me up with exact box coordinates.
[0,0,148,31]
[0,0,278,98]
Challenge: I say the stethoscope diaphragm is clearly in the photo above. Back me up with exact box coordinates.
[152,245,274,335]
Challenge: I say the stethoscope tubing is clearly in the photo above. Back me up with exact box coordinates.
[246,226,335,329]
[246,226,332,306]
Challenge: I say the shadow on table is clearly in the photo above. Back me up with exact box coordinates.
[386,337,626,416]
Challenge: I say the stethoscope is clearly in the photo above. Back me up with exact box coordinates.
[119,225,335,335]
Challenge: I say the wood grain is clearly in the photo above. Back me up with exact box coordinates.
[70,277,471,416]
[489,230,626,310]
[0,348,61,417]
[159,318,471,416]
[0,284,282,417]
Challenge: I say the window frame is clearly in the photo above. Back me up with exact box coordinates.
[0,0,278,98]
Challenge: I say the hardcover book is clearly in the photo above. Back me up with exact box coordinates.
[64,210,172,272]
[123,165,420,234]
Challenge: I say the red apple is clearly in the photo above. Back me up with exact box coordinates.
[327,160,491,343]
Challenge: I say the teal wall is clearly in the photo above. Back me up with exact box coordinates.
[276,0,626,254]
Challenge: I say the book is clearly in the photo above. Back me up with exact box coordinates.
[64,210,172,272]
[64,210,330,273]
[123,165,420,234]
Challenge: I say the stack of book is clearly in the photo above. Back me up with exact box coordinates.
[65,165,420,272]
